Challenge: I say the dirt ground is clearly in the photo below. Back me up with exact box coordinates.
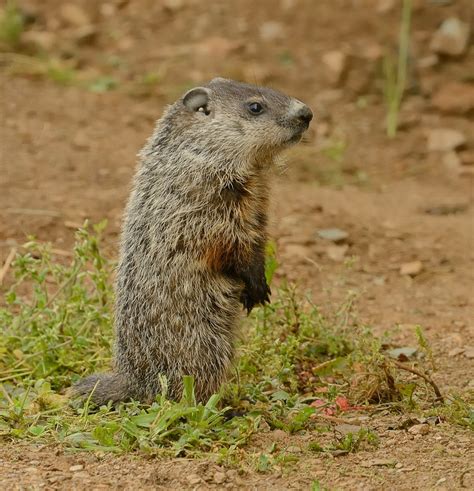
[1,0,473,489]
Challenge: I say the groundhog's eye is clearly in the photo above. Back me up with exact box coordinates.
[248,102,264,115]
[197,105,210,116]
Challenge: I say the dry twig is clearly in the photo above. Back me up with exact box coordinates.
[392,359,444,403]
[312,414,364,425]
[0,247,17,286]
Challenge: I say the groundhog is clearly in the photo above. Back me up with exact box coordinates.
[73,77,312,405]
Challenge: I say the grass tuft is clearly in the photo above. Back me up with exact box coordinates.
[0,1,24,50]
[383,0,412,138]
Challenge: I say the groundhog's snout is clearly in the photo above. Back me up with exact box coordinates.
[288,100,313,133]
[295,105,313,127]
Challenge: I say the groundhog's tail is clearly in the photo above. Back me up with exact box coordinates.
[72,372,130,406]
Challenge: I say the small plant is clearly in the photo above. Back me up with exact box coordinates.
[321,138,346,163]
[383,0,412,138]
[309,428,379,456]
[87,76,119,93]
[0,1,24,49]
[46,61,77,85]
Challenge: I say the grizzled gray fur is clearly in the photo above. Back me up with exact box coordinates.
[73,78,312,405]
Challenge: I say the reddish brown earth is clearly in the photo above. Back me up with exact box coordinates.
[0,0,473,489]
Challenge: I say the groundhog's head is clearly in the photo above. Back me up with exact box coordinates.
[158,78,312,177]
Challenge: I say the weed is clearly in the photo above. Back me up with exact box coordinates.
[311,481,328,491]
[46,61,77,85]
[87,76,119,93]
[383,0,412,138]
[0,1,24,49]
[309,428,379,456]
[415,325,436,370]
[321,138,346,163]
[278,50,294,66]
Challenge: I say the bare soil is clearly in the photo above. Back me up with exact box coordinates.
[0,0,473,489]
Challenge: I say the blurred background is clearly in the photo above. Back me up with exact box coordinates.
[0,0,472,329]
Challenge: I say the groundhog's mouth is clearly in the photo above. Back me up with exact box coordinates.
[284,131,304,145]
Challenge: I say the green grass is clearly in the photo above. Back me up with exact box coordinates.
[383,0,412,138]
[0,223,471,462]
[0,1,24,49]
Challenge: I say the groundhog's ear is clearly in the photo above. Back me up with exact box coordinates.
[183,87,210,112]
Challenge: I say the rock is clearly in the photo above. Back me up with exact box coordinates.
[322,50,348,85]
[448,347,464,357]
[361,43,383,62]
[271,429,287,441]
[377,0,395,14]
[326,244,348,262]
[69,464,84,472]
[387,347,417,361]
[186,473,201,485]
[460,150,474,166]
[464,347,474,359]
[286,445,302,453]
[70,25,97,44]
[214,471,226,484]
[334,424,362,435]
[442,151,462,174]
[117,36,135,52]
[72,132,90,150]
[226,470,238,480]
[59,4,92,27]
[48,475,69,484]
[426,128,466,152]
[281,0,297,10]
[361,458,396,467]
[72,471,90,479]
[423,203,468,215]
[430,17,470,56]
[196,37,243,58]
[432,82,474,115]
[163,0,184,12]
[100,3,117,17]
[399,261,423,276]
[22,30,56,51]
[408,424,430,435]
[317,228,349,243]
[373,276,386,286]
[417,54,439,69]
[259,21,284,42]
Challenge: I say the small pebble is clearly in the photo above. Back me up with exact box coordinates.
[408,424,430,435]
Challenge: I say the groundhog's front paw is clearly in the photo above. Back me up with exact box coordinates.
[240,279,271,314]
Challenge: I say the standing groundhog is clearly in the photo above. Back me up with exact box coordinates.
[74,78,312,404]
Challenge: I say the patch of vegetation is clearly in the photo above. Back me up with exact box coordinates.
[0,1,24,49]
[0,224,470,461]
[309,428,379,456]
[87,76,119,93]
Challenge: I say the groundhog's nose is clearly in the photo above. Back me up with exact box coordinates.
[296,105,313,126]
